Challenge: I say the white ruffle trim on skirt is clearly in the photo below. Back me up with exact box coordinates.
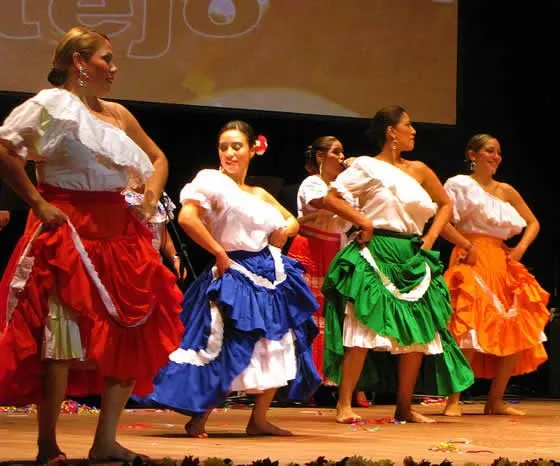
[342,303,443,355]
[42,295,85,360]
[229,330,297,393]
[457,329,547,353]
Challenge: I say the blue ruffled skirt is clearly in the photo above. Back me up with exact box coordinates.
[136,246,321,414]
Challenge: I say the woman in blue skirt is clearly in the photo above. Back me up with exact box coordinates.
[138,120,320,437]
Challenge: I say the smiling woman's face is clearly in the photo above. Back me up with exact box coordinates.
[218,129,255,179]
[470,137,502,176]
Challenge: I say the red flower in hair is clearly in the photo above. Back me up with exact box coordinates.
[255,134,268,155]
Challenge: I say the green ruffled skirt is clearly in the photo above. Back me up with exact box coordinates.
[322,232,474,395]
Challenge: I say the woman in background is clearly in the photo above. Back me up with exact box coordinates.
[288,137,370,407]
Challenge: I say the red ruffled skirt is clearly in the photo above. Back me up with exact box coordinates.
[444,234,550,379]
[0,185,184,405]
[288,225,341,380]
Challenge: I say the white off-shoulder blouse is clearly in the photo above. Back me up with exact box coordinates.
[331,157,436,235]
[0,88,154,191]
[180,169,288,252]
[444,175,526,240]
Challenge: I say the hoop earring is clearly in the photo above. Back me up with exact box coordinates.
[78,66,89,87]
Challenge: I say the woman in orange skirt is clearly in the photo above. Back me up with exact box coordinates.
[0,26,183,463]
[441,134,549,416]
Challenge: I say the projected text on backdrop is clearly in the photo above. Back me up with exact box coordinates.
[0,0,457,123]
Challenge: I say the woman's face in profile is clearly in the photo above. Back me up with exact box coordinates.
[81,39,117,96]
[318,139,345,177]
[393,112,416,152]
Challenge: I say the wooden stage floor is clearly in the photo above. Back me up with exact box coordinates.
[1,400,559,465]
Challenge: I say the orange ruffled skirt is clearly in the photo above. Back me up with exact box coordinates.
[288,225,341,380]
[0,185,184,405]
[444,234,550,379]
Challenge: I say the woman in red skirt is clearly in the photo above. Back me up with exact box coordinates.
[0,26,183,463]
[287,137,368,405]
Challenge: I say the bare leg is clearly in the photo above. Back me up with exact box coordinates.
[88,377,147,462]
[246,388,292,436]
[185,409,212,438]
[443,348,475,417]
[485,353,526,415]
[37,360,71,463]
[336,347,368,423]
[394,352,435,423]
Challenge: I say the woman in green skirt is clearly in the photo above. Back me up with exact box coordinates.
[322,105,474,424]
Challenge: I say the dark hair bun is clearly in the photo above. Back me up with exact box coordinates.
[47,68,67,86]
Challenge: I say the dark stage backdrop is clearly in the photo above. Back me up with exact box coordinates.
[0,1,559,396]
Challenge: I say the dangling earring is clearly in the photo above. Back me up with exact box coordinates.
[468,159,476,172]
[391,136,398,155]
[78,66,89,87]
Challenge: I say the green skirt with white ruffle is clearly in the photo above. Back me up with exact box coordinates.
[322,231,474,395]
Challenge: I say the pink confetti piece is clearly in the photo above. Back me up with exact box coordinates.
[119,423,150,429]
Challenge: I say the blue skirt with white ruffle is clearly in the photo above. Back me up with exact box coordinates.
[135,246,321,414]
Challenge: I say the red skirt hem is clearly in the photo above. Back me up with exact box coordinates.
[288,231,341,381]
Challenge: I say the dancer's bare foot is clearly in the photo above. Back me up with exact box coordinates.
[484,402,526,416]
[335,404,362,424]
[246,418,293,436]
[36,448,66,465]
[88,442,150,463]
[185,415,209,438]
[37,440,66,465]
[442,401,463,417]
[395,408,436,423]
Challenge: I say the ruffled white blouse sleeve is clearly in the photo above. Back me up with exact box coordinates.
[296,175,351,234]
[297,175,328,214]
[0,99,44,160]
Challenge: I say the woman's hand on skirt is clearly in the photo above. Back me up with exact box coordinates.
[214,249,231,277]
[33,200,66,229]
[355,222,373,244]
[457,245,477,266]
[507,245,525,263]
